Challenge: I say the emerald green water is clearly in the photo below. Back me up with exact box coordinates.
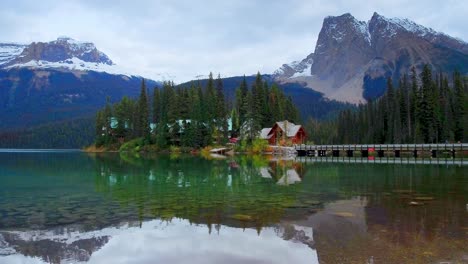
[0,152,467,264]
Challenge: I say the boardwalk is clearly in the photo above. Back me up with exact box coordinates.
[296,157,468,166]
[294,143,468,158]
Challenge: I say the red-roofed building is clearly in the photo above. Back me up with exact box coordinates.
[259,120,306,145]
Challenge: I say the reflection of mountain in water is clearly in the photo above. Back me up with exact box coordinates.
[1,231,108,263]
[0,219,319,264]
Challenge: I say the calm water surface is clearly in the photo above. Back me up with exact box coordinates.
[0,152,466,264]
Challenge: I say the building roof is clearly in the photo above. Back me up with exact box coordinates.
[259,128,272,139]
[270,120,303,137]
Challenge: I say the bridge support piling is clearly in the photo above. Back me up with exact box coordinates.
[332,150,340,157]
[346,150,353,157]
[377,150,385,158]
[395,150,401,158]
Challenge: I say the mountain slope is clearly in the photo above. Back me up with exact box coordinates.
[274,12,468,103]
[0,37,159,129]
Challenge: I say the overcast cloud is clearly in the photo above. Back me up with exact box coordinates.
[1,0,467,82]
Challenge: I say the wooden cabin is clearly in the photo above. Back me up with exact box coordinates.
[261,121,306,145]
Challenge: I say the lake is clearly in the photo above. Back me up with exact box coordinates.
[0,151,467,263]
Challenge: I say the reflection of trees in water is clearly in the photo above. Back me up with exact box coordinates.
[93,154,308,231]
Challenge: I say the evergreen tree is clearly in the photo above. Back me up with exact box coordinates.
[410,67,420,142]
[215,74,228,144]
[419,65,435,143]
[152,88,161,124]
[237,75,249,125]
[453,70,466,141]
[137,79,150,140]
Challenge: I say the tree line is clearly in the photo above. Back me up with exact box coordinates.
[0,118,95,148]
[95,72,299,149]
[307,65,467,144]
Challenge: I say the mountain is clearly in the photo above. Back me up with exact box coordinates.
[274,12,468,103]
[1,37,114,72]
[0,37,159,129]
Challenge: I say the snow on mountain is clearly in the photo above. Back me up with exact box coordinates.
[371,13,437,39]
[291,61,313,78]
[274,54,314,78]
[0,43,26,65]
[0,37,141,77]
[5,57,136,77]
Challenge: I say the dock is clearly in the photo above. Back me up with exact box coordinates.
[210,148,233,155]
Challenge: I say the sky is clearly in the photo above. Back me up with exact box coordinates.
[1,0,467,82]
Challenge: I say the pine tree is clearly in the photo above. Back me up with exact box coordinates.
[399,76,409,142]
[137,79,150,140]
[215,74,228,144]
[385,77,395,143]
[152,88,161,124]
[251,72,264,129]
[419,65,435,143]
[410,67,420,142]
[453,70,466,142]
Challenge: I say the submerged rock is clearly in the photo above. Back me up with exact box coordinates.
[230,214,253,221]
[414,197,435,201]
[331,212,355,217]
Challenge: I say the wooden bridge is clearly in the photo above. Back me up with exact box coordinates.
[294,143,468,158]
[296,157,468,166]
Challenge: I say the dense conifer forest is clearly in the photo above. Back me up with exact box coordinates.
[0,118,95,148]
[307,66,467,144]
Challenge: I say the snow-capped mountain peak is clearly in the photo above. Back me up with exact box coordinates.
[274,54,314,78]
[273,12,468,104]
[0,37,145,76]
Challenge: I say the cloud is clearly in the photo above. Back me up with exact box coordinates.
[0,0,466,82]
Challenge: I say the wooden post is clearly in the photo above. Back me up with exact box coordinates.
[378,150,384,158]
[395,150,401,158]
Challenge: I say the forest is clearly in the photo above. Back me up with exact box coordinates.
[307,65,467,144]
[0,118,94,149]
[95,72,300,150]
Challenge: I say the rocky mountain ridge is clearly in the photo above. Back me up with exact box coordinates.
[0,37,137,76]
[275,12,468,103]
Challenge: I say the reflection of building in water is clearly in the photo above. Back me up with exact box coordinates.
[277,169,301,186]
[259,159,305,185]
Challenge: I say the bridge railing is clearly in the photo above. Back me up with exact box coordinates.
[294,143,467,151]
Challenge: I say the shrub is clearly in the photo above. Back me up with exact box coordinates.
[251,138,268,154]
[119,138,145,152]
